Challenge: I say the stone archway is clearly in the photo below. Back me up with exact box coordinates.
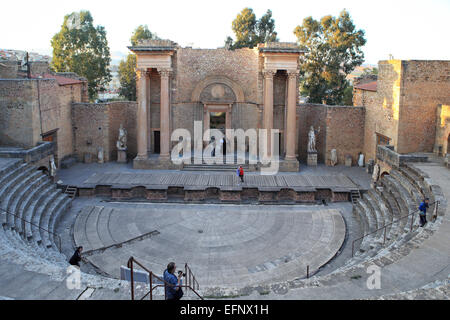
[191,75,245,103]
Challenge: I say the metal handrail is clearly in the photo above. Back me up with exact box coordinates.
[0,207,62,252]
[352,200,439,257]
[127,257,203,300]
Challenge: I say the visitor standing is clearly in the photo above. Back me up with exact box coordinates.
[163,262,184,300]
[418,198,429,227]
[239,165,244,183]
[69,246,83,267]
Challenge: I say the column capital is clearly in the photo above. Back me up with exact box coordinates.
[137,68,147,78]
[262,69,276,79]
[287,69,300,79]
[158,68,172,78]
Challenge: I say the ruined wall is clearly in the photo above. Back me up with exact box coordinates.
[72,102,137,162]
[325,106,365,165]
[434,104,450,155]
[363,60,402,160]
[297,104,327,163]
[0,79,36,147]
[353,88,377,108]
[397,60,450,154]
[108,102,137,160]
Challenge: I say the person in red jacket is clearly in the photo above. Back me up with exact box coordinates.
[239,165,244,183]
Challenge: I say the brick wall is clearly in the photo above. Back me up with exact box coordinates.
[325,106,365,165]
[397,60,450,154]
[362,60,450,160]
[72,101,137,162]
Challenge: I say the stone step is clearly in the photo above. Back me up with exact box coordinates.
[370,189,394,240]
[3,170,43,227]
[73,206,95,250]
[0,163,28,193]
[378,187,403,240]
[48,196,72,248]
[10,175,48,233]
[40,193,67,248]
[32,190,61,244]
[25,185,55,240]
[362,193,384,240]
[0,166,35,205]
[19,180,52,237]
[85,206,105,251]
[390,170,423,204]
[380,178,409,231]
[97,207,116,248]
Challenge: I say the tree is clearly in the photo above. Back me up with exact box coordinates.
[294,10,366,105]
[51,11,111,100]
[118,25,159,101]
[118,54,137,101]
[130,25,158,46]
[225,8,278,49]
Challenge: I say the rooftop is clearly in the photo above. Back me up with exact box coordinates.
[354,80,377,92]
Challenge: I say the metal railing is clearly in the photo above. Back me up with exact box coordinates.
[0,206,62,252]
[127,257,203,300]
[352,201,439,257]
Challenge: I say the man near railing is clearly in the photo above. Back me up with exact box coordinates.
[163,262,184,300]
[419,198,429,227]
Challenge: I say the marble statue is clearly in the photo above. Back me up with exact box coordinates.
[330,149,338,166]
[307,126,320,153]
[98,147,104,163]
[49,155,57,179]
[116,124,127,151]
[358,152,365,167]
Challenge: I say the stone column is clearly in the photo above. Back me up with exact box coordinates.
[263,69,275,156]
[146,70,152,153]
[136,68,148,159]
[285,70,299,161]
[159,68,171,159]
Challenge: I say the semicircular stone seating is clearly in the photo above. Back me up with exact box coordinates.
[0,157,447,299]
[0,160,71,249]
[0,159,136,300]
[345,164,439,269]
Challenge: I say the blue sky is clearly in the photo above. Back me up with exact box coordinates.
[1,0,449,65]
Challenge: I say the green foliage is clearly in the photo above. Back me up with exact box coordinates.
[226,8,278,49]
[130,25,159,46]
[343,85,354,106]
[118,54,137,101]
[294,9,366,105]
[118,25,159,101]
[51,11,111,101]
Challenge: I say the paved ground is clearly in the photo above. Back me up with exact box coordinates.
[71,202,346,288]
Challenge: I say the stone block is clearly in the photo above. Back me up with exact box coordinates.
[345,154,352,167]
[307,152,317,166]
[84,153,92,163]
[117,150,127,163]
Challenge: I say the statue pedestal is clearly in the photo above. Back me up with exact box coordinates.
[117,150,127,163]
[345,155,352,167]
[307,152,318,166]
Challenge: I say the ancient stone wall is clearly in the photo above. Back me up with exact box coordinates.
[72,102,137,162]
[325,106,365,166]
[0,79,36,147]
[397,60,450,154]
[353,88,377,107]
[297,104,327,163]
[174,47,260,104]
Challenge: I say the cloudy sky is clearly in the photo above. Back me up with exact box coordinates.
[1,0,449,65]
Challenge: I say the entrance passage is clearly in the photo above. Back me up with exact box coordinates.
[154,131,160,154]
[210,111,225,131]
